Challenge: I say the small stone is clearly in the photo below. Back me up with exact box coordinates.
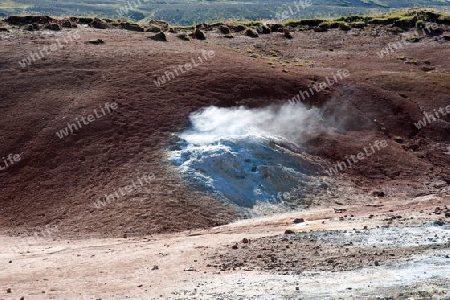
[372,191,385,197]
[232,244,238,249]
[374,261,380,266]
[284,230,295,234]
[245,28,259,38]
[434,220,445,226]
[242,238,249,243]
[153,31,167,41]
[219,25,230,34]
[7,288,11,293]
[151,265,159,270]
[184,267,195,271]
[293,218,305,224]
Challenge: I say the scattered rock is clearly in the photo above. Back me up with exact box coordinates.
[151,265,159,270]
[434,220,445,226]
[245,28,259,38]
[313,27,327,32]
[233,24,247,32]
[78,17,94,24]
[87,39,104,45]
[242,238,249,243]
[192,29,206,40]
[334,208,347,213]
[5,15,54,25]
[0,28,9,32]
[232,244,238,249]
[121,22,144,32]
[219,25,230,34]
[61,19,76,28]
[178,33,190,41]
[45,23,61,31]
[372,191,385,197]
[148,20,169,32]
[339,23,351,31]
[284,30,293,39]
[256,24,271,34]
[269,24,284,32]
[91,18,110,29]
[284,229,295,234]
[374,261,380,266]
[293,218,305,224]
[147,25,161,33]
[151,32,167,41]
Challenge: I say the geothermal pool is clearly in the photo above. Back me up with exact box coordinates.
[169,105,325,208]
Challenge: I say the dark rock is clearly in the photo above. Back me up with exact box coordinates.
[293,218,305,224]
[121,22,143,32]
[219,25,230,34]
[242,238,249,243]
[45,23,61,31]
[313,27,327,32]
[148,20,169,32]
[151,265,159,270]
[284,229,295,234]
[87,39,104,45]
[256,24,271,34]
[245,28,259,38]
[284,30,293,39]
[434,220,445,226]
[78,17,94,24]
[178,33,190,41]
[61,19,76,28]
[7,288,11,293]
[150,31,167,41]
[0,28,9,32]
[234,25,247,32]
[339,23,351,31]
[269,24,284,32]
[146,25,161,33]
[374,261,380,266]
[232,244,238,249]
[5,15,54,25]
[91,18,110,29]
[192,29,206,40]
[372,191,385,197]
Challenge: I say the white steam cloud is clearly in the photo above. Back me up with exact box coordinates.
[180,103,323,146]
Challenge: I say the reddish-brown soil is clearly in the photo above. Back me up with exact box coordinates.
[0,20,449,239]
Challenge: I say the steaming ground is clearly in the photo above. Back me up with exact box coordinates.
[169,105,331,209]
